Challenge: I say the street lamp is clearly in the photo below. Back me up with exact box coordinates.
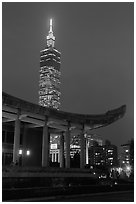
[26,150,30,156]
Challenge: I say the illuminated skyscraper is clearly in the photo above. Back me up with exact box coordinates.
[39,19,61,110]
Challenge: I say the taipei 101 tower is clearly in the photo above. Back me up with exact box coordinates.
[39,19,61,110]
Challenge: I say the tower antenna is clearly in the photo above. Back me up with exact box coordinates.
[50,18,53,32]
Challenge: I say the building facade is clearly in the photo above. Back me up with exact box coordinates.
[88,140,118,168]
[105,143,118,167]
[2,92,126,168]
[120,143,131,166]
[39,19,61,110]
[87,134,103,147]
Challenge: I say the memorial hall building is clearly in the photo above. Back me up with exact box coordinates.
[2,19,126,169]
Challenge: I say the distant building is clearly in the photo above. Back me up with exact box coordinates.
[70,134,103,160]
[105,142,118,167]
[85,134,103,164]
[129,139,134,166]
[88,140,118,168]
[120,143,131,166]
[39,19,61,110]
[87,134,103,147]
[89,145,106,166]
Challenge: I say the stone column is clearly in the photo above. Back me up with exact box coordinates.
[42,117,50,167]
[13,110,21,164]
[55,152,57,162]
[65,122,71,168]
[80,125,85,169]
[22,125,28,166]
[85,134,89,165]
[58,151,60,163]
[60,132,64,168]
[51,152,53,162]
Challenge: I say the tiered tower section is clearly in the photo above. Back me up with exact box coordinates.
[39,19,61,110]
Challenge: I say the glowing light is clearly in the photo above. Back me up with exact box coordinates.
[125,165,132,177]
[108,157,113,160]
[117,167,123,174]
[108,150,113,152]
[50,19,53,32]
[26,150,30,156]
[19,149,22,155]
[126,165,131,171]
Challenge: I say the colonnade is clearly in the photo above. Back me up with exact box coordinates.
[13,112,86,169]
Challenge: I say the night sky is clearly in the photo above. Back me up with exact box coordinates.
[2,2,134,150]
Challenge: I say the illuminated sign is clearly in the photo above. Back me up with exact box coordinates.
[70,145,80,149]
[51,144,57,149]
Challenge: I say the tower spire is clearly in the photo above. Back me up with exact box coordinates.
[50,18,53,32]
[39,19,61,110]
[46,18,55,47]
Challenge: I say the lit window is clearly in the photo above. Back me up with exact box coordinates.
[125,149,129,153]
[108,150,113,152]
[95,152,100,155]
[108,158,113,160]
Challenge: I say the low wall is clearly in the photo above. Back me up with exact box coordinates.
[2,166,95,178]
[2,167,134,201]
[3,182,134,201]
[3,166,97,189]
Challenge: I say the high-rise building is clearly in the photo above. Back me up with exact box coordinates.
[120,143,131,166]
[87,134,103,147]
[105,143,118,167]
[89,146,106,166]
[120,140,134,168]
[39,19,61,110]
[88,140,118,168]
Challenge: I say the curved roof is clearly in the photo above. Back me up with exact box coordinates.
[2,92,126,131]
